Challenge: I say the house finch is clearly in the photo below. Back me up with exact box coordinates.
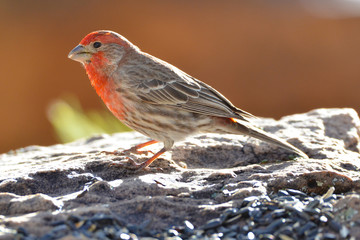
[68,30,308,169]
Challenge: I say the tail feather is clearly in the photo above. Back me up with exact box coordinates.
[224,119,308,159]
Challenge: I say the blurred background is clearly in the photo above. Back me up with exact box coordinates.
[1,0,360,153]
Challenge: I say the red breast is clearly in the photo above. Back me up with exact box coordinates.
[84,55,126,120]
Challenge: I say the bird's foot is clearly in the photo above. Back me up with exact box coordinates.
[123,146,154,155]
[101,148,154,156]
[109,157,162,171]
[108,157,144,170]
[101,150,121,156]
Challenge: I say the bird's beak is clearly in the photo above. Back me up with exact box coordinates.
[68,45,92,63]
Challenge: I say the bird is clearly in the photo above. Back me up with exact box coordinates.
[68,30,308,170]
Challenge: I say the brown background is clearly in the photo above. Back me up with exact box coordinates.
[1,0,360,153]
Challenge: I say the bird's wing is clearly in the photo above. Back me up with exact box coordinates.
[123,55,255,121]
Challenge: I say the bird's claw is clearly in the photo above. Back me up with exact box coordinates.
[109,158,142,170]
[123,147,154,155]
[107,156,147,170]
[101,150,122,155]
[101,148,154,156]
[109,157,163,172]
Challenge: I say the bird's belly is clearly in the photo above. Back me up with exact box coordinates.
[121,104,212,142]
[98,85,213,142]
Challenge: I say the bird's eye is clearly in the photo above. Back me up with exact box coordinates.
[93,42,102,48]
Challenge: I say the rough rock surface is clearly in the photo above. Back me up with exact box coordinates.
[0,108,360,238]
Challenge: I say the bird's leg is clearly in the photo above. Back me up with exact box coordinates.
[109,140,173,170]
[133,140,173,169]
[136,147,167,169]
[109,148,167,171]
[126,140,159,155]
[101,140,158,155]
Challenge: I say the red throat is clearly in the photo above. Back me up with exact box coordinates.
[84,55,126,120]
[84,52,109,93]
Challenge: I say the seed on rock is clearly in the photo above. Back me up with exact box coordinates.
[201,218,222,230]
[242,196,260,207]
[278,190,290,196]
[277,196,297,202]
[319,215,328,223]
[278,234,295,240]
[323,233,337,240]
[324,194,337,202]
[305,199,321,209]
[247,231,255,240]
[16,227,29,237]
[286,189,307,197]
[321,202,334,211]
[296,221,317,236]
[329,220,342,232]
[271,209,287,218]
[274,226,294,237]
[220,208,238,222]
[184,220,194,233]
[258,233,275,240]
[254,218,288,235]
[304,228,318,238]
[248,207,262,220]
[167,229,179,237]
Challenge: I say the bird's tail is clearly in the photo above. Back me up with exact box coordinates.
[219,118,308,159]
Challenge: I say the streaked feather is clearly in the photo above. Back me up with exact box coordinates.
[122,53,255,122]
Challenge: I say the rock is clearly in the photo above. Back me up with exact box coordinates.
[0,108,360,238]
[0,192,60,215]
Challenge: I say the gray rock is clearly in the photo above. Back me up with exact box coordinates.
[0,192,60,215]
[0,108,359,237]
